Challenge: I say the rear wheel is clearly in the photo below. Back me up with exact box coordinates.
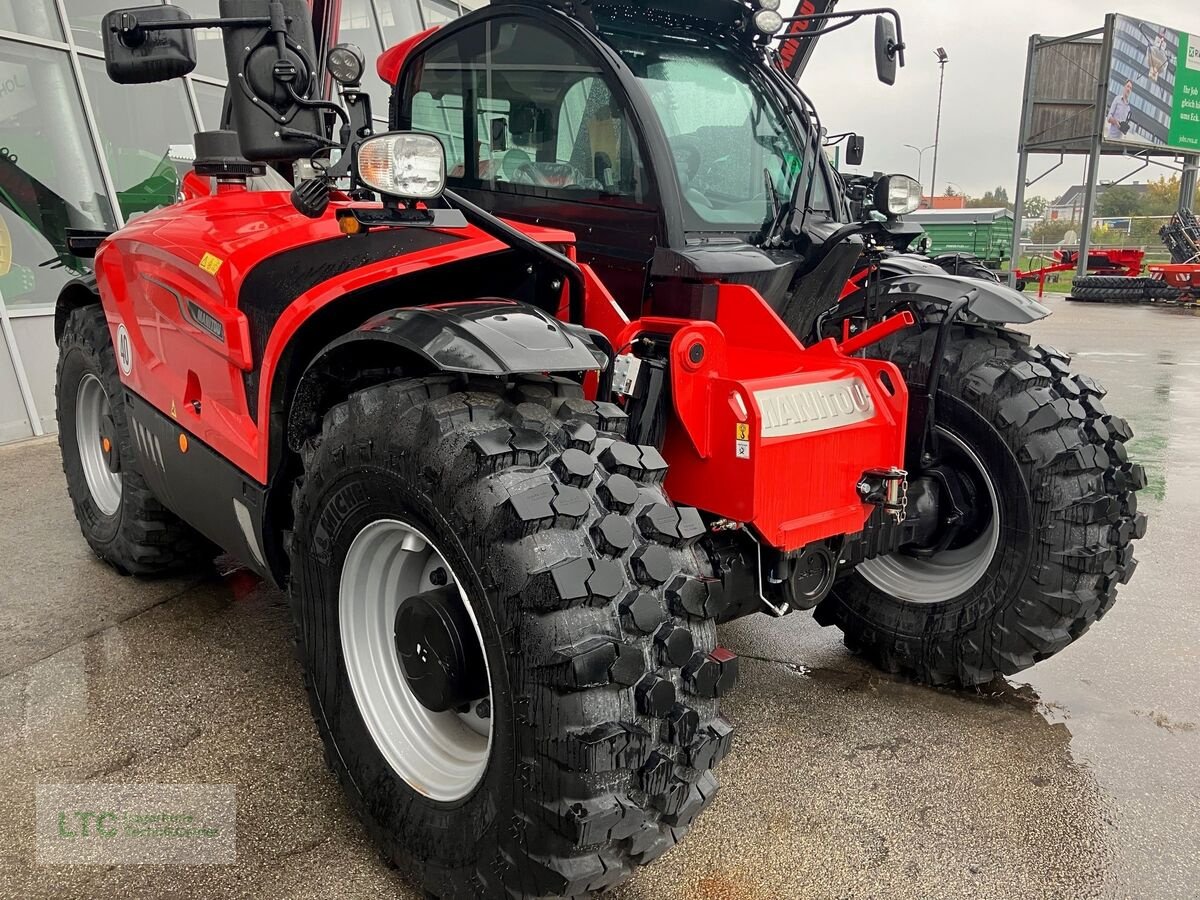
[289,375,736,898]
[816,325,1147,685]
[56,305,214,575]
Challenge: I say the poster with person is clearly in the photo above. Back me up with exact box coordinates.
[1104,15,1200,153]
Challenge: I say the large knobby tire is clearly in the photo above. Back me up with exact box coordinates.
[1145,279,1185,300]
[815,325,1147,686]
[288,374,735,898]
[1071,274,1141,290]
[1066,288,1130,302]
[933,257,1000,283]
[56,305,214,575]
[1069,275,1159,303]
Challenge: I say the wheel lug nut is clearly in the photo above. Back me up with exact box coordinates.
[429,567,448,586]
[475,698,491,719]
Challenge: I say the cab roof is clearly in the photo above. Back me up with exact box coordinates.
[376,0,764,85]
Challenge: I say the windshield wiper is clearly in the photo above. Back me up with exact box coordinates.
[759,168,781,241]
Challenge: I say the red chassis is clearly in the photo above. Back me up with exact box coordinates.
[95,180,908,558]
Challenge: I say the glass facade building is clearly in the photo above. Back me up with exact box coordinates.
[0,0,482,443]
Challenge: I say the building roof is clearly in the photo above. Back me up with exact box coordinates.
[920,195,967,210]
[904,208,1014,224]
[1052,182,1152,207]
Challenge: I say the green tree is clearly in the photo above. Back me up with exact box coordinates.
[1130,215,1163,245]
[1024,195,1048,217]
[1090,223,1122,246]
[1143,175,1180,216]
[967,185,1012,209]
[1097,185,1141,217]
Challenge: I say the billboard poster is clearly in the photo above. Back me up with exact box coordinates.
[1104,14,1200,153]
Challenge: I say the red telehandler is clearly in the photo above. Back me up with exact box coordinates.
[54,1,1145,895]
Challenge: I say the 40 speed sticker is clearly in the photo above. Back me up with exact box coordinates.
[116,323,133,376]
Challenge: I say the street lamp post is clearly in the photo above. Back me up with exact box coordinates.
[903,142,935,191]
[929,47,950,202]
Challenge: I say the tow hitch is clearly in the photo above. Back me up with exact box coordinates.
[857,467,908,521]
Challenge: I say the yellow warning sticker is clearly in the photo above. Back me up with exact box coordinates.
[735,423,750,441]
[170,400,178,419]
[199,252,223,275]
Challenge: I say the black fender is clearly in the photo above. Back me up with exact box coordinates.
[878,254,944,277]
[54,273,101,342]
[286,299,607,450]
[849,270,1050,325]
[878,273,1050,324]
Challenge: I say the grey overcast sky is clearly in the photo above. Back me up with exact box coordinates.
[801,1,1200,204]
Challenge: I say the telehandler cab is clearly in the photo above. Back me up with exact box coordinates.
[54,1,1145,896]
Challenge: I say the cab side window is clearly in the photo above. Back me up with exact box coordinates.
[403,18,644,201]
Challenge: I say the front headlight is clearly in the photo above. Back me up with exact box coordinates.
[355,132,446,200]
[877,174,923,216]
[758,0,782,10]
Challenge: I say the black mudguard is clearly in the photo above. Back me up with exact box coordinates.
[879,273,1050,324]
[54,273,101,342]
[287,300,607,451]
[332,299,608,374]
[848,269,1050,325]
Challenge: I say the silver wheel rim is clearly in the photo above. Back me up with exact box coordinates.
[339,518,492,802]
[75,373,122,517]
[856,429,999,604]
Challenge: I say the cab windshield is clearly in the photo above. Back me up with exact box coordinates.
[610,36,814,233]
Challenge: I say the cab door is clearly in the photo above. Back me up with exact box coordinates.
[393,11,666,319]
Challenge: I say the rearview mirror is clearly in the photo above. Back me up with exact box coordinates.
[846,134,865,167]
[101,5,196,84]
[874,16,898,86]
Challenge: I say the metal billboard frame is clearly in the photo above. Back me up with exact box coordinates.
[1010,15,1200,283]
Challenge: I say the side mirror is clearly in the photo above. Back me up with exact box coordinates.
[874,16,899,86]
[846,134,865,167]
[356,132,447,200]
[101,5,196,84]
[874,174,922,217]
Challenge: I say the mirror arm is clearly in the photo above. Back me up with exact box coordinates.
[774,8,906,67]
[113,13,281,36]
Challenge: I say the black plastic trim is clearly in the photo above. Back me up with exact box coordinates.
[328,299,605,375]
[125,391,273,581]
[237,226,463,419]
[54,274,101,343]
[876,273,1051,324]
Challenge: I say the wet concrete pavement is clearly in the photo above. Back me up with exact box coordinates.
[1,296,1197,899]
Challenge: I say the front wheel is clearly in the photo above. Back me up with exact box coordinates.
[288,375,736,898]
[56,305,213,575]
[816,325,1147,686]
